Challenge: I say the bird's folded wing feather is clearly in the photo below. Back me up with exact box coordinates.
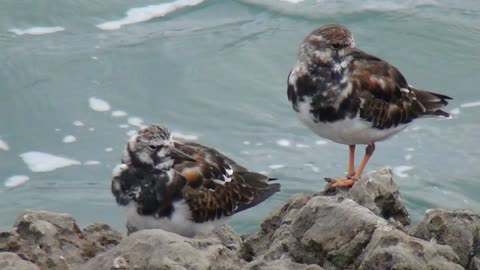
[171,141,280,223]
[348,49,426,128]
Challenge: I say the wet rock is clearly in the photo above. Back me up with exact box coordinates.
[0,252,39,270]
[414,209,480,269]
[81,229,242,270]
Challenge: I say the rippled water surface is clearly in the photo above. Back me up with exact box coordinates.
[1,0,479,233]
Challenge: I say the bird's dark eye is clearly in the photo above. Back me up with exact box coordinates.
[331,43,342,49]
[148,144,158,150]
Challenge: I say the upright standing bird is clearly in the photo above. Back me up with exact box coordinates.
[111,125,280,237]
[287,24,451,189]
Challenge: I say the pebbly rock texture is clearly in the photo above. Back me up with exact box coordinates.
[413,209,480,270]
[0,210,122,269]
[0,252,39,270]
[82,227,243,270]
[0,168,475,270]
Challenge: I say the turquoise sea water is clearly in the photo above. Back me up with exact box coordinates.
[0,0,479,234]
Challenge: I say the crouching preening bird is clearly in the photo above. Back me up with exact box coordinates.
[287,24,452,190]
[111,125,280,237]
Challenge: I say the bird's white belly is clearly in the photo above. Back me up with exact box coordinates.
[297,100,409,145]
[122,201,228,238]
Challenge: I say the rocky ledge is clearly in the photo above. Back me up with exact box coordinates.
[1,168,478,270]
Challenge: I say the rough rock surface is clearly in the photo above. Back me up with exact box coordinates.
[0,169,475,270]
[414,209,480,269]
[82,228,243,270]
[0,252,39,270]
[0,210,122,269]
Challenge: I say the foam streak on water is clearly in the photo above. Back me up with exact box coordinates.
[89,97,111,112]
[9,26,65,36]
[96,0,206,30]
[172,131,198,141]
[393,165,414,178]
[0,138,9,151]
[62,135,77,143]
[460,101,480,108]
[4,175,30,188]
[20,152,81,172]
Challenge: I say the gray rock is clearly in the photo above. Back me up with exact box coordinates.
[0,252,39,270]
[359,226,463,270]
[82,229,243,270]
[0,169,475,270]
[242,194,312,262]
[347,168,411,227]
[288,196,387,268]
[0,210,122,269]
[83,223,124,253]
[414,209,480,269]
[243,256,324,270]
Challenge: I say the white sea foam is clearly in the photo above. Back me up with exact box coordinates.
[105,147,114,152]
[20,152,81,172]
[119,124,130,129]
[96,0,206,30]
[126,130,137,137]
[0,138,9,151]
[4,175,30,188]
[460,101,480,108]
[62,135,77,144]
[296,143,310,148]
[279,0,304,3]
[89,97,111,112]
[243,141,251,145]
[404,154,413,161]
[315,140,328,145]
[449,108,461,115]
[89,127,95,131]
[256,142,264,146]
[269,164,285,170]
[304,163,319,173]
[276,139,291,147]
[9,26,65,36]
[172,131,198,141]
[392,165,414,178]
[406,147,415,152]
[91,56,98,61]
[84,160,101,166]
[73,120,85,127]
[127,117,144,127]
[54,128,61,132]
[240,0,437,17]
[112,110,128,117]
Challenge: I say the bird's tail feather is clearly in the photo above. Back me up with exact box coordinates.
[413,88,452,118]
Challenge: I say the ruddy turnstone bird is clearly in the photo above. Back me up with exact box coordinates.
[111,125,280,237]
[287,24,452,189]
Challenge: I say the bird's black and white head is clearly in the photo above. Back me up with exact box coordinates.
[123,125,174,167]
[299,24,355,64]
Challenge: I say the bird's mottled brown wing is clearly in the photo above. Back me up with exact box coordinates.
[348,49,443,129]
[170,141,280,223]
[182,172,280,223]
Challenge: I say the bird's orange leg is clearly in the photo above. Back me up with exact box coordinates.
[351,143,375,180]
[347,144,356,177]
[327,143,375,189]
